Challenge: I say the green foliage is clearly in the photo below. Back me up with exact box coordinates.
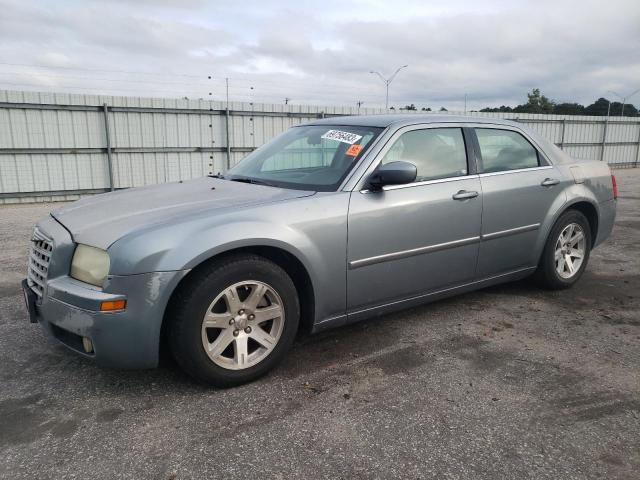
[584,97,637,116]
[514,88,555,113]
[554,103,585,115]
[584,97,611,116]
[479,89,638,116]
[480,105,513,113]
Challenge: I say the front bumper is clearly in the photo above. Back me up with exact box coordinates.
[27,215,188,369]
[31,271,187,369]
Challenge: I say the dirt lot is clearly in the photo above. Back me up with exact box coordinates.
[1,170,638,480]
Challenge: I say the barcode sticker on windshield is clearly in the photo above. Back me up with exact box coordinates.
[321,130,363,144]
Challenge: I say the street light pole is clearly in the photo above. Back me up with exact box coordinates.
[608,88,640,116]
[370,65,408,111]
[385,82,389,111]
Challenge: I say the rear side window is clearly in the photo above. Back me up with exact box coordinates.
[475,128,539,173]
[381,128,468,182]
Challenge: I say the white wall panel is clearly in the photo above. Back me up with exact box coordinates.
[1,89,639,203]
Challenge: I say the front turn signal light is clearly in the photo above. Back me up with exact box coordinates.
[100,299,126,311]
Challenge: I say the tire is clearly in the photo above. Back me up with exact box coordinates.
[534,209,592,290]
[167,254,300,387]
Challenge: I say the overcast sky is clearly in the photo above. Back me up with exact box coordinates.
[0,0,638,110]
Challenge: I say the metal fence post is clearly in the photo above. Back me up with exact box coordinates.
[225,107,231,170]
[600,117,608,162]
[102,103,115,191]
[559,119,566,150]
[635,121,640,167]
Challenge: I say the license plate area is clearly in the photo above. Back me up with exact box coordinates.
[22,279,39,323]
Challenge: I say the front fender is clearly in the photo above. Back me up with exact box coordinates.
[107,193,351,324]
[180,222,323,287]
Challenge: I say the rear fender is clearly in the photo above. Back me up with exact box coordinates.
[533,183,600,263]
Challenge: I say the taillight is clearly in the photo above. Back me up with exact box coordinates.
[611,174,618,200]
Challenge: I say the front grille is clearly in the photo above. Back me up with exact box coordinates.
[27,228,53,298]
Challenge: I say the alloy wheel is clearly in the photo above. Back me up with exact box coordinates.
[554,223,586,279]
[200,280,284,370]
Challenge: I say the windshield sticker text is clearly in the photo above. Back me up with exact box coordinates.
[321,130,363,144]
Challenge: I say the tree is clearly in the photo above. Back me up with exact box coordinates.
[439,107,448,112]
[584,98,610,116]
[477,91,638,117]
[421,107,432,112]
[620,103,638,116]
[402,103,417,111]
[554,102,585,115]
[513,88,555,113]
[584,98,638,117]
[480,105,513,112]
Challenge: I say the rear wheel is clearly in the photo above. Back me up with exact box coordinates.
[168,254,299,387]
[534,210,591,290]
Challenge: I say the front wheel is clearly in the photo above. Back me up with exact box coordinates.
[168,254,300,387]
[534,210,592,290]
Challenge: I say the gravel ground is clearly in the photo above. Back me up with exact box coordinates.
[1,169,639,480]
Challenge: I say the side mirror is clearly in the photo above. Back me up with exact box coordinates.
[367,161,417,190]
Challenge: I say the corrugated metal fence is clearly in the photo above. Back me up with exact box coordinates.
[1,89,638,203]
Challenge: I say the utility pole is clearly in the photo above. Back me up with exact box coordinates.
[225,77,229,108]
[464,93,467,114]
[284,97,290,105]
[369,65,408,111]
[356,100,364,113]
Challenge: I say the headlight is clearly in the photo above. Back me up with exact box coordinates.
[70,244,110,287]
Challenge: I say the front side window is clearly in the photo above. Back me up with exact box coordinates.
[228,125,383,191]
[475,128,539,173]
[380,128,468,182]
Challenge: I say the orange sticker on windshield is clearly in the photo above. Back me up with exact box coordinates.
[345,144,363,156]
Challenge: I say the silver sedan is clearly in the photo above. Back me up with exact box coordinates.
[24,115,617,386]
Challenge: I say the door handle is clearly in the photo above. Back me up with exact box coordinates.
[452,190,479,200]
[541,178,560,187]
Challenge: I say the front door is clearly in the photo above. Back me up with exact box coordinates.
[473,126,566,277]
[347,125,482,312]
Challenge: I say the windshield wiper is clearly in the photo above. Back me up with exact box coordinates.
[227,176,274,187]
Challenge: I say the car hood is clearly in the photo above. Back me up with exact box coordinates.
[51,177,314,249]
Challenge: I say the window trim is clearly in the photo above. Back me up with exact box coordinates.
[356,124,475,192]
[471,126,548,174]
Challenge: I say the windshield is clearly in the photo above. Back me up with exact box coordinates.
[226,125,384,191]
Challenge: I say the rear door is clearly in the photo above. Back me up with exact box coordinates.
[346,125,482,312]
[473,126,564,277]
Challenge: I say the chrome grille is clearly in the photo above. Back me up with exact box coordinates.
[27,228,53,298]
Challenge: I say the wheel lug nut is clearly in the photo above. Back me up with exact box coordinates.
[233,329,239,337]
[244,327,252,334]
[248,314,255,320]
[238,309,245,315]
[229,318,235,325]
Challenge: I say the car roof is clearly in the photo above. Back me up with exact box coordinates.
[305,114,521,129]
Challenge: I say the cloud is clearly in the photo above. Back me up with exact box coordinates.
[0,0,638,109]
